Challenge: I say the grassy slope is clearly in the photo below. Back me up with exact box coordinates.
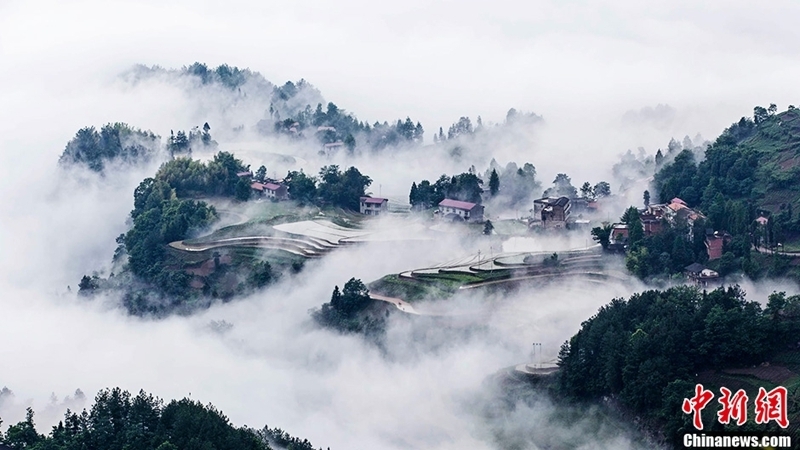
[743,108,800,213]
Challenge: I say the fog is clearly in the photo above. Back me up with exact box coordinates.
[4,1,800,448]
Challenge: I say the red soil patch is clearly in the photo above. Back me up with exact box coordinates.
[185,254,232,276]
[778,156,800,170]
[723,364,797,384]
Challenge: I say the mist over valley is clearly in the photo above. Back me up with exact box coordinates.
[4,3,800,448]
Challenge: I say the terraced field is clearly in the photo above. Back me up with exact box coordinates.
[369,245,631,311]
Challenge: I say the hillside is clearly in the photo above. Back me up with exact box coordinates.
[650,105,800,279]
[0,387,319,450]
[557,285,800,448]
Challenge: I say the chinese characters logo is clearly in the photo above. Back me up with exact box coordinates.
[682,384,788,430]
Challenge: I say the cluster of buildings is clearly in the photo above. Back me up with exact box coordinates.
[609,198,699,244]
[236,171,290,201]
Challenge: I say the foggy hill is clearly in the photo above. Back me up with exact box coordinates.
[0,387,320,450]
[651,105,800,280]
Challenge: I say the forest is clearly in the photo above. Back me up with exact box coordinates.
[58,123,161,173]
[0,388,320,450]
[557,285,800,446]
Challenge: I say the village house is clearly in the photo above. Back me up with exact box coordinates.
[640,197,705,239]
[568,196,599,216]
[437,198,484,222]
[610,223,629,244]
[639,211,664,236]
[533,197,571,229]
[322,141,344,156]
[251,182,288,200]
[359,197,389,216]
[685,262,720,287]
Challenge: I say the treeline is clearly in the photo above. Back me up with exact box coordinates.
[270,100,424,152]
[59,121,221,173]
[166,122,216,157]
[284,165,372,211]
[409,172,483,208]
[0,387,322,450]
[482,160,541,208]
[557,285,800,446]
[431,108,543,144]
[154,151,252,200]
[184,62,257,90]
[58,123,161,172]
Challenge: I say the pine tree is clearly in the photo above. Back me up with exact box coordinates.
[489,169,499,196]
[409,182,419,206]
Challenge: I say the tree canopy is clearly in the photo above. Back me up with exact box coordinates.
[59,123,161,172]
[0,388,321,450]
[558,285,799,446]
[409,172,484,208]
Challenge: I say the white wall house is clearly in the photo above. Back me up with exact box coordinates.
[437,199,484,222]
[359,197,388,216]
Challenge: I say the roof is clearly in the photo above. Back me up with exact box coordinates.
[250,182,266,191]
[439,198,479,210]
[671,197,687,205]
[534,196,569,207]
[685,263,705,273]
[699,269,719,278]
[756,216,769,225]
[360,196,388,204]
[264,183,282,191]
[668,202,688,212]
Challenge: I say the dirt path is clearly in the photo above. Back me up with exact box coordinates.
[369,293,423,315]
[754,244,800,256]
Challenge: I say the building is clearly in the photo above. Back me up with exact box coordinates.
[533,197,571,229]
[641,198,705,239]
[610,223,629,243]
[322,141,344,156]
[359,197,389,216]
[437,198,484,222]
[640,212,664,236]
[685,263,720,287]
[569,196,599,216]
[251,182,288,200]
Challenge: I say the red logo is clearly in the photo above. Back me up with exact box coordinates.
[717,387,748,426]
[682,384,790,430]
[754,386,789,428]
[682,384,715,430]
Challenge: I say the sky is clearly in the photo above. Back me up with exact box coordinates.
[2,1,800,448]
